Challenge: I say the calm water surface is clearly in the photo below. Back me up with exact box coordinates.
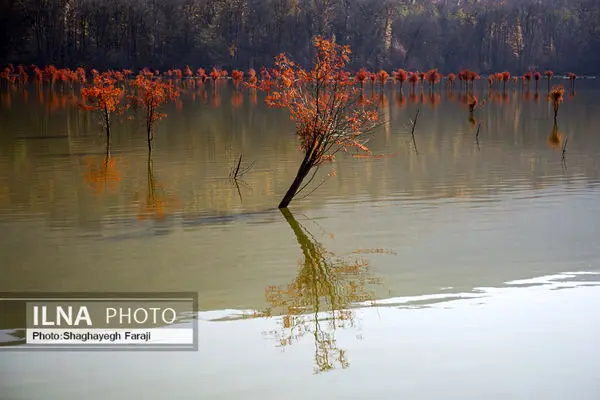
[0,82,600,399]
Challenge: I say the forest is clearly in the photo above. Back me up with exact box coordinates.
[1,0,600,74]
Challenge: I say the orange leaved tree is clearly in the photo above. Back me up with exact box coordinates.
[80,72,126,146]
[130,72,179,153]
[253,37,379,209]
[549,85,565,121]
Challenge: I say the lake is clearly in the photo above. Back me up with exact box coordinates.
[1,81,600,399]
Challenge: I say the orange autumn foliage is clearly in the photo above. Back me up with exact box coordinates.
[426,69,441,88]
[247,68,258,85]
[0,67,13,85]
[377,69,389,89]
[355,68,369,88]
[196,68,208,83]
[17,65,28,84]
[210,68,221,82]
[256,37,378,160]
[446,73,456,89]
[408,72,418,87]
[76,67,86,84]
[231,69,244,89]
[129,72,179,150]
[549,85,564,120]
[368,72,377,90]
[80,72,127,139]
[250,36,379,208]
[468,94,478,112]
[33,67,43,84]
[394,69,408,88]
[80,73,124,112]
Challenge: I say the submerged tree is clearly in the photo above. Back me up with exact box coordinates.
[231,69,244,90]
[80,72,126,146]
[523,71,532,91]
[446,73,456,90]
[408,72,418,92]
[377,70,389,92]
[394,69,408,91]
[549,85,565,121]
[501,71,511,93]
[426,69,441,92]
[533,71,541,92]
[129,72,179,153]
[568,72,577,92]
[467,93,485,127]
[252,37,379,209]
[355,68,369,93]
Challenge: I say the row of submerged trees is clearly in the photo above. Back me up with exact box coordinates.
[0,63,579,94]
[1,64,579,92]
[0,38,576,208]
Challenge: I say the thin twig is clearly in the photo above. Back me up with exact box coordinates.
[229,153,254,201]
[476,123,481,140]
[297,174,334,200]
[232,154,243,179]
[410,108,420,154]
[296,165,321,196]
[229,153,254,180]
[239,161,256,176]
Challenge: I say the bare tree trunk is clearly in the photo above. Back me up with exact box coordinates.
[147,126,152,153]
[278,159,312,209]
[104,106,110,146]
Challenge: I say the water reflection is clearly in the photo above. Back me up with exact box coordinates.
[83,149,121,195]
[264,209,382,374]
[137,156,178,221]
[548,121,564,150]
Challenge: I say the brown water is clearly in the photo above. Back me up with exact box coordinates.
[1,82,600,398]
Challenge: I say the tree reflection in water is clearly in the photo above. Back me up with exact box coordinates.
[137,155,177,220]
[264,209,383,374]
[83,145,121,195]
[548,121,563,150]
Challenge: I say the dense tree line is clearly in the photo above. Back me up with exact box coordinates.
[2,0,599,74]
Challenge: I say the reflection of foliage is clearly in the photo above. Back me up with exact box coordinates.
[137,157,177,220]
[548,121,563,150]
[83,154,121,195]
[231,91,243,108]
[264,209,382,374]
